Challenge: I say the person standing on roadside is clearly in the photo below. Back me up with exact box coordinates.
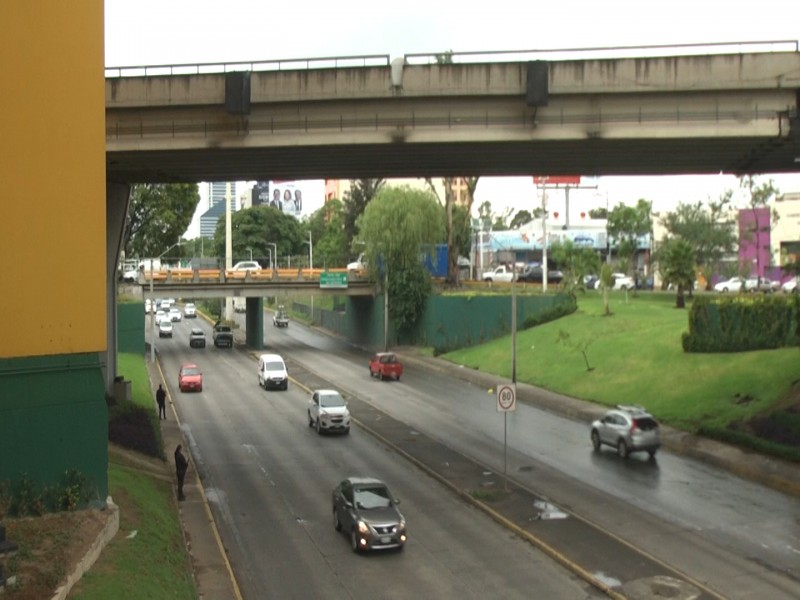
[156,384,167,420]
[175,444,189,501]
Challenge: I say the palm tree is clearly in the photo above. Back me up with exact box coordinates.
[661,238,696,308]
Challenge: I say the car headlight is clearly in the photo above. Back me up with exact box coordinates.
[357,520,369,534]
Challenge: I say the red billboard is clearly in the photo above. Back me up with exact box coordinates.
[533,176,581,186]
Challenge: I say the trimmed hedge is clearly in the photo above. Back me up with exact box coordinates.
[682,294,800,353]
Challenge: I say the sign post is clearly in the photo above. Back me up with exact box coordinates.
[497,383,516,491]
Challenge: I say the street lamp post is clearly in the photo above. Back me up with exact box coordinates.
[248,248,253,261]
[266,243,277,272]
[302,232,313,270]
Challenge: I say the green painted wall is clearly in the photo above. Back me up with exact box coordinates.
[297,292,575,353]
[0,353,109,504]
[118,302,146,354]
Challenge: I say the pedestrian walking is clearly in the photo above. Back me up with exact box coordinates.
[174,444,188,501]
[156,384,166,420]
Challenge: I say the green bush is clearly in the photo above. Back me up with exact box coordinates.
[522,294,578,329]
[683,294,800,352]
[108,401,164,460]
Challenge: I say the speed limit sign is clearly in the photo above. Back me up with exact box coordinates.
[496,384,516,412]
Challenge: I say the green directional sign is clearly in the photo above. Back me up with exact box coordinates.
[319,272,348,289]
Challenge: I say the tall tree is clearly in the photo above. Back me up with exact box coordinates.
[356,185,443,332]
[342,179,385,253]
[426,176,479,285]
[588,207,608,219]
[303,198,348,269]
[509,209,533,229]
[659,238,696,308]
[211,205,303,267]
[658,195,737,286]
[607,199,652,276]
[124,184,199,258]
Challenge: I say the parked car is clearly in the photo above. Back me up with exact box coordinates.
[611,273,635,290]
[590,404,660,459]
[189,327,206,348]
[308,389,351,435]
[583,274,599,289]
[178,363,203,392]
[782,276,799,293]
[257,353,288,390]
[332,477,407,553]
[232,261,262,271]
[158,319,173,338]
[745,276,779,293]
[184,303,197,318]
[369,352,404,381]
[713,277,744,293]
[169,307,182,322]
[518,265,564,284]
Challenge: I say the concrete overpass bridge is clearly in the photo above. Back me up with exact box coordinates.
[103,42,800,387]
[105,42,800,184]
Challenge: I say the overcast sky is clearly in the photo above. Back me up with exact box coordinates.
[105,0,800,221]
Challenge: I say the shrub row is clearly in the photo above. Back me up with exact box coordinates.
[682,294,800,353]
[108,401,164,460]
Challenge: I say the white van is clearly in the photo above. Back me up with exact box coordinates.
[258,353,288,391]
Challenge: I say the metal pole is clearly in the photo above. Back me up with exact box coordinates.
[504,413,508,492]
[542,184,548,293]
[384,262,389,352]
[149,258,154,362]
[309,231,313,270]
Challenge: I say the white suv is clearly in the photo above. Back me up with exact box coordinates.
[591,404,660,459]
[308,389,351,435]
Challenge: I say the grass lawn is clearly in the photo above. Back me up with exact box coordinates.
[68,459,195,600]
[443,290,800,433]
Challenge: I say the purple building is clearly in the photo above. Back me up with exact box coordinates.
[738,207,772,278]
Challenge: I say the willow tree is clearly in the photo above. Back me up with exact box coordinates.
[356,185,444,332]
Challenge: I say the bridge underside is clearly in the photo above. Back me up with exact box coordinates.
[107,135,800,184]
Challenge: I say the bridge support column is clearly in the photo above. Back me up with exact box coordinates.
[105,183,132,395]
[245,297,264,349]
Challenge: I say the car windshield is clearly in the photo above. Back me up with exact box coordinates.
[160,321,171,327]
[320,393,344,407]
[354,486,392,510]
[191,330,203,336]
[182,367,200,376]
[265,361,284,371]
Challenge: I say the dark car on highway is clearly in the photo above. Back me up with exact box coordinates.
[332,477,407,553]
[518,265,564,284]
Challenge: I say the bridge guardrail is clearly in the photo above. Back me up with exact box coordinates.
[106,40,798,78]
[138,267,361,284]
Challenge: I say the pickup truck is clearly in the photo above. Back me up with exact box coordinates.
[481,265,516,283]
[212,322,234,348]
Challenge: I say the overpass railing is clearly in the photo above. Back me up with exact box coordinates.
[105,54,391,78]
[105,40,798,78]
[138,267,363,284]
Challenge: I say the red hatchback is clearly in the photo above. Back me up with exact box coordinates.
[178,363,203,392]
[369,352,403,381]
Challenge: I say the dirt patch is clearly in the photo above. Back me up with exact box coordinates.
[2,509,109,600]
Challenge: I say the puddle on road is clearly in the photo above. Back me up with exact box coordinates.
[593,571,621,587]
[533,500,568,520]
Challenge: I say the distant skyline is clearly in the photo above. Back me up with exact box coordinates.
[106,1,800,228]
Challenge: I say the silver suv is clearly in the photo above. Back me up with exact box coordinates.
[591,405,660,459]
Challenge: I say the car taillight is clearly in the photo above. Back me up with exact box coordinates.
[630,421,639,433]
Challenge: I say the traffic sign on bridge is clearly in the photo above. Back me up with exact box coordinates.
[319,272,348,289]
